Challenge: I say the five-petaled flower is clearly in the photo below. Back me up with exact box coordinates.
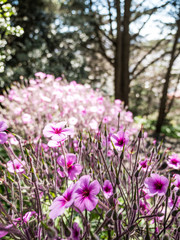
[145,174,169,196]
[168,154,180,169]
[111,130,129,151]
[0,121,8,144]
[57,153,83,180]
[43,121,74,140]
[103,180,113,199]
[74,175,100,212]
[7,159,25,173]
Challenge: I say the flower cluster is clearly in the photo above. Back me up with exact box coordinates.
[0,74,179,239]
[0,73,137,142]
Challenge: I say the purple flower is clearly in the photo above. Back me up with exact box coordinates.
[7,159,25,173]
[49,183,78,219]
[57,154,83,180]
[71,222,81,240]
[139,200,150,215]
[111,130,129,150]
[15,211,37,223]
[103,180,113,199]
[168,154,180,169]
[173,174,180,191]
[43,121,74,140]
[0,224,13,238]
[145,174,169,196]
[168,196,180,209]
[74,175,100,212]
[0,121,8,144]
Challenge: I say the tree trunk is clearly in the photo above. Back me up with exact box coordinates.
[114,0,122,101]
[155,20,180,134]
[121,0,131,106]
[114,0,131,107]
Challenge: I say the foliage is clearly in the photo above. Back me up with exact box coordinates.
[134,116,180,139]
[0,0,23,75]
[0,0,88,93]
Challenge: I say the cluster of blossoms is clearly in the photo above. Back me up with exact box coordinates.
[0,73,137,142]
[0,74,179,239]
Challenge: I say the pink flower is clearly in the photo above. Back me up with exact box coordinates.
[74,175,100,212]
[22,113,32,124]
[139,158,149,171]
[7,159,25,173]
[0,95,4,102]
[0,121,8,144]
[70,222,81,240]
[103,180,113,199]
[168,196,180,209]
[49,183,78,219]
[139,200,150,215]
[144,174,169,196]
[111,130,129,150]
[57,154,83,180]
[0,224,14,238]
[15,211,37,223]
[168,154,180,169]
[43,122,74,140]
[173,174,180,191]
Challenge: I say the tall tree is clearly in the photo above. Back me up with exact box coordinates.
[59,0,170,106]
[156,0,180,134]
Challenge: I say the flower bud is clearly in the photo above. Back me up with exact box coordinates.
[113,211,117,221]
[162,234,169,240]
[106,208,113,218]
[135,170,139,178]
[108,195,114,206]
[133,202,137,211]
[128,224,136,232]
[118,212,122,221]
[176,189,180,196]
[138,129,143,138]
[114,149,118,156]
[158,161,168,170]
[172,210,178,217]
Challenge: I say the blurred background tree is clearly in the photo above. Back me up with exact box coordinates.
[0,0,88,93]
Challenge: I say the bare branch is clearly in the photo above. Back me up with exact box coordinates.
[131,38,169,75]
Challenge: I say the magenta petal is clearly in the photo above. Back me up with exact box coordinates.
[111,134,119,141]
[79,175,91,189]
[0,132,7,144]
[68,164,83,180]
[61,127,74,136]
[66,154,77,164]
[56,121,67,129]
[0,121,8,132]
[74,195,86,212]
[49,205,65,219]
[89,180,101,195]
[84,195,98,211]
[57,155,65,167]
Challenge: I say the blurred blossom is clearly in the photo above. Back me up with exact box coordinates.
[0,121,8,144]
[7,159,25,173]
[103,180,113,199]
